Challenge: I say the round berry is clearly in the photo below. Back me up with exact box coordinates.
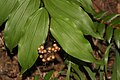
[47,57,51,61]
[52,48,55,51]
[58,48,60,51]
[43,50,47,53]
[42,59,46,62]
[40,55,43,58]
[47,47,52,51]
[40,45,44,50]
[53,43,57,47]
[51,55,55,59]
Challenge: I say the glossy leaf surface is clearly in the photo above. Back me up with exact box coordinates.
[105,26,113,43]
[44,70,54,80]
[66,61,71,80]
[50,17,101,63]
[79,0,95,14]
[71,72,80,80]
[111,17,120,26]
[71,62,85,80]
[112,50,120,80]
[93,11,107,19]
[0,0,18,26]
[44,0,101,39]
[101,14,119,23]
[103,44,112,73]
[84,66,96,80]
[4,0,40,50]
[67,0,81,6]
[94,22,105,38]
[114,29,120,48]
[18,8,49,73]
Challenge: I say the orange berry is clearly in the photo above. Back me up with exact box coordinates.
[51,55,55,59]
[47,47,52,51]
[42,59,46,62]
[55,46,59,50]
[41,51,44,54]
[40,55,43,58]
[54,50,57,52]
[43,50,47,53]
[38,47,40,50]
[47,57,51,61]
[40,46,44,50]
[52,48,55,51]
[38,50,42,53]
[53,43,57,47]
[58,48,60,51]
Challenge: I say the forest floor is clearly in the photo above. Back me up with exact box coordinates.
[0,0,120,80]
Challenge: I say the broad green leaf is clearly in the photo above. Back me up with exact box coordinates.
[94,22,105,38]
[101,14,120,23]
[44,70,54,80]
[44,0,101,39]
[84,66,96,80]
[111,17,120,26]
[18,8,49,73]
[114,29,120,48]
[67,0,81,6]
[78,0,95,14]
[4,0,40,50]
[50,17,101,63]
[103,44,112,73]
[66,61,71,80]
[34,75,39,80]
[100,66,104,80]
[0,0,18,26]
[100,72,104,80]
[67,0,94,14]
[112,50,120,80]
[93,11,107,20]
[53,78,58,80]
[71,72,80,80]
[105,26,113,43]
[71,62,85,80]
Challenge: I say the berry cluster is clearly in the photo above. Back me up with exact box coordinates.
[38,43,60,62]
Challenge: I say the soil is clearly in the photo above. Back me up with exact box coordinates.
[0,0,120,80]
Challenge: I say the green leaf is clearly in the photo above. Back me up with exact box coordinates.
[18,8,49,74]
[4,0,40,50]
[44,0,101,39]
[71,62,85,80]
[114,29,120,48]
[93,11,107,19]
[100,66,104,80]
[66,61,71,80]
[112,50,120,80]
[111,17,120,26]
[67,0,81,6]
[53,77,58,80]
[0,0,18,26]
[105,26,113,43]
[78,0,95,14]
[34,75,39,80]
[44,70,54,80]
[94,22,105,38]
[71,72,80,80]
[50,17,101,63]
[101,14,120,23]
[103,44,112,73]
[67,0,94,14]
[84,66,96,80]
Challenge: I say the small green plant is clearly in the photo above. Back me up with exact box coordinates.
[0,0,120,79]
